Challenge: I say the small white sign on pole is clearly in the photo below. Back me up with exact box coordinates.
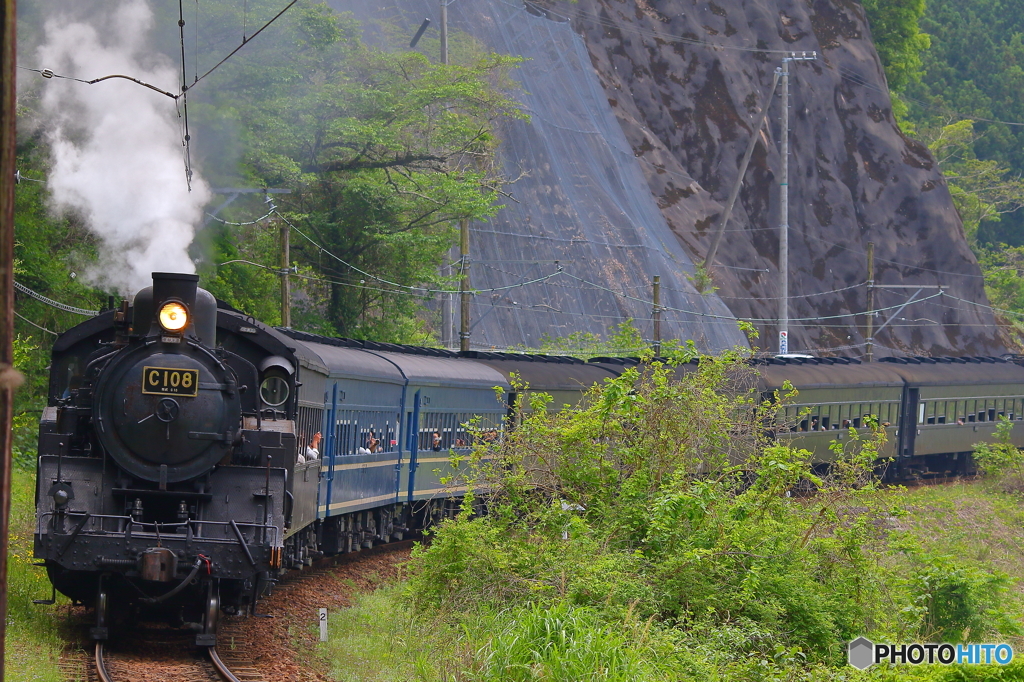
[779,330,788,355]
[319,608,328,642]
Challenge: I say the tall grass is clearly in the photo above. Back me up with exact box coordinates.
[471,601,657,682]
[5,466,66,682]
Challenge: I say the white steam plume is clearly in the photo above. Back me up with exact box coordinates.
[37,0,211,294]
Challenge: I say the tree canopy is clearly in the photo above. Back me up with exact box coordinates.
[187,3,523,341]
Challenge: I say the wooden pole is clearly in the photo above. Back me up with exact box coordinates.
[652,275,661,357]
[0,0,20,676]
[459,218,470,353]
[280,220,291,328]
[865,241,875,363]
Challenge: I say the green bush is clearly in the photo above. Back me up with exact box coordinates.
[399,346,1024,679]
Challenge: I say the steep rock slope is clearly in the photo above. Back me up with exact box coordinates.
[556,0,1005,355]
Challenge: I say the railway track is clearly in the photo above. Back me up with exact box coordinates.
[69,539,416,681]
[88,631,261,682]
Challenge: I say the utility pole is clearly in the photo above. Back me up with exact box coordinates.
[0,0,19,677]
[777,51,816,355]
[865,241,875,363]
[652,275,662,357]
[459,218,470,352]
[440,0,448,65]
[280,219,291,328]
[439,2,451,345]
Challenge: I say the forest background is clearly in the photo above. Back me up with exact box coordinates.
[11,0,1024,453]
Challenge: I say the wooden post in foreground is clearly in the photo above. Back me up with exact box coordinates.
[0,0,21,678]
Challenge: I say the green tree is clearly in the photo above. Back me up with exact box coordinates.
[862,0,931,93]
[861,0,930,122]
[925,120,1024,246]
[191,3,523,341]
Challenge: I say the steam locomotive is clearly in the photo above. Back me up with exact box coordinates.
[33,272,1024,644]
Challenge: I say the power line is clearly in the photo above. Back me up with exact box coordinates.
[14,311,59,336]
[190,0,299,88]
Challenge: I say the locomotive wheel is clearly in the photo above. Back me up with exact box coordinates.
[195,581,220,647]
[90,577,110,642]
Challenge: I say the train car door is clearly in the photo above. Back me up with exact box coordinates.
[899,387,919,459]
[320,383,338,518]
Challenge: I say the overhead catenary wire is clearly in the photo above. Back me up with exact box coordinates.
[190,0,299,88]
[14,281,99,316]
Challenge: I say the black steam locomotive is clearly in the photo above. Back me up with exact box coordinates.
[34,272,1024,646]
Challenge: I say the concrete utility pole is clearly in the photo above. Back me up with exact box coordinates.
[865,241,875,362]
[652,275,662,356]
[459,218,470,352]
[280,219,291,328]
[1,0,19,677]
[440,0,448,65]
[777,51,816,355]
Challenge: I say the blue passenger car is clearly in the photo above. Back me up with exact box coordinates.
[281,332,510,557]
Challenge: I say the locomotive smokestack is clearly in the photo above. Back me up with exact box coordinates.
[152,272,199,313]
[133,272,216,343]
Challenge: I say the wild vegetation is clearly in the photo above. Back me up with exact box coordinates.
[315,344,1024,680]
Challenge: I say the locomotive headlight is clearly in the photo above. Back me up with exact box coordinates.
[158,302,189,332]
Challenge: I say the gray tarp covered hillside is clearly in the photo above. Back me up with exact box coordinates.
[334,0,748,352]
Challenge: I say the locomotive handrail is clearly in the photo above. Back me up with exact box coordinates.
[37,511,280,546]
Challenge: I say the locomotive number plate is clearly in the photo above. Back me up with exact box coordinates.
[142,366,199,397]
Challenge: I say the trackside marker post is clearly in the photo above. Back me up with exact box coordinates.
[319,608,328,641]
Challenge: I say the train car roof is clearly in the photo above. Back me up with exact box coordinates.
[878,356,1024,386]
[755,362,905,391]
[468,355,621,392]
[279,330,509,389]
[373,351,510,390]
[293,341,406,384]
[587,355,904,391]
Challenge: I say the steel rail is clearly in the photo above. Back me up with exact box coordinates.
[208,646,243,682]
[94,642,114,682]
